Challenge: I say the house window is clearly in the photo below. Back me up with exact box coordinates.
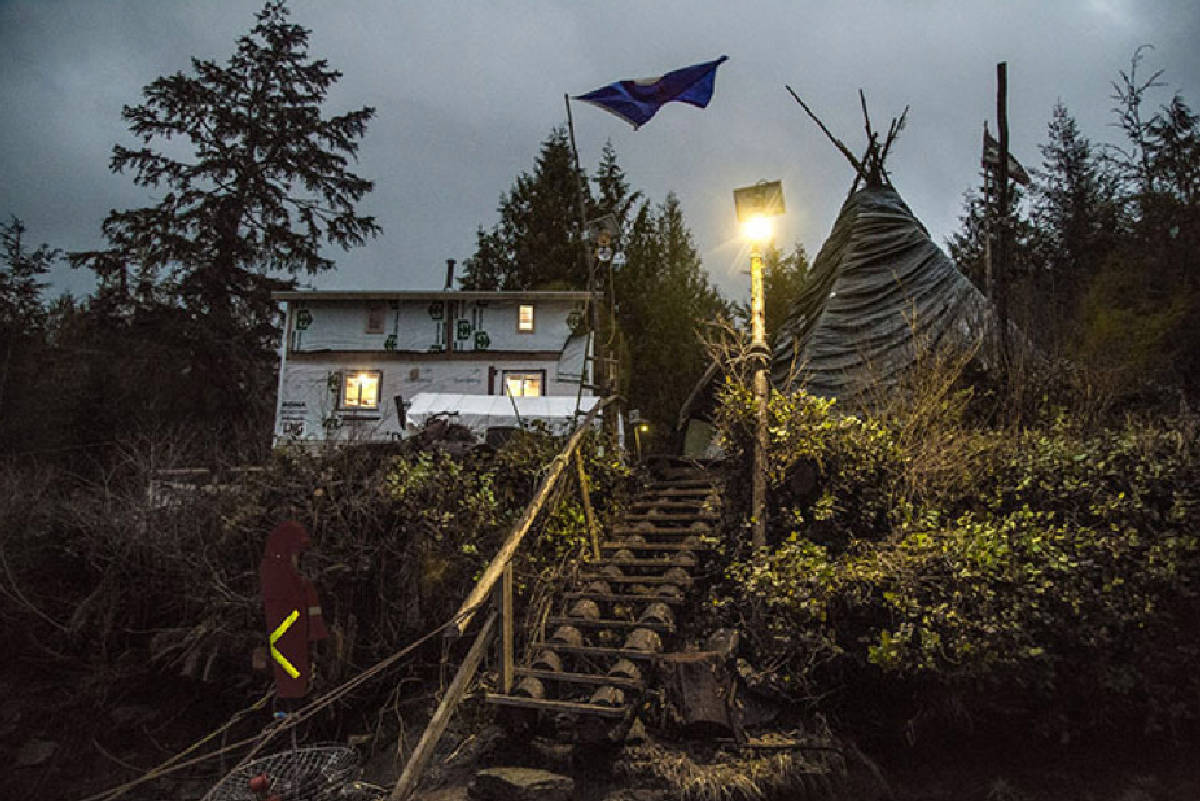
[341,370,381,410]
[365,305,386,334]
[517,303,535,333]
[503,371,543,397]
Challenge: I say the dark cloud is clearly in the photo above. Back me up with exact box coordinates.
[2,0,1197,301]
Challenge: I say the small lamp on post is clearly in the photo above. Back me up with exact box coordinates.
[733,180,785,549]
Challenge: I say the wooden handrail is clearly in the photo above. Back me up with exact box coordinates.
[389,396,616,801]
[448,395,615,636]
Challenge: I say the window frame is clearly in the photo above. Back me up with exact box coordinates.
[339,369,383,412]
[516,303,535,334]
[501,369,546,398]
[365,304,386,335]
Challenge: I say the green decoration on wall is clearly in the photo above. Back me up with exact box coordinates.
[474,330,490,350]
[296,308,313,330]
[566,309,584,333]
[428,302,444,320]
[456,319,473,340]
[384,333,397,351]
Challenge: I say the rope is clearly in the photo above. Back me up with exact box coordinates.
[77,601,486,801]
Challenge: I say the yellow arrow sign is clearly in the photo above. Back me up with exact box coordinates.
[269,609,301,679]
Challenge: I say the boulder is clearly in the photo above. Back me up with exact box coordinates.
[16,738,58,766]
[468,767,574,801]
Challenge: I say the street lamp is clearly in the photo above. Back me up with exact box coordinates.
[733,180,785,549]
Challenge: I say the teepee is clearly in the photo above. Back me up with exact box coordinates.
[772,91,996,402]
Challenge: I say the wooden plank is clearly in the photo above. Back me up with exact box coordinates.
[539,644,660,661]
[563,592,685,605]
[451,397,614,635]
[601,542,711,552]
[390,612,496,801]
[547,616,672,633]
[497,564,514,694]
[623,513,719,523]
[578,574,693,585]
[574,450,600,561]
[590,557,697,568]
[514,668,645,690]
[612,525,712,535]
[484,694,628,718]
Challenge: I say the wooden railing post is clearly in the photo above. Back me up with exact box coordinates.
[390,612,497,801]
[496,563,514,694]
[574,449,600,561]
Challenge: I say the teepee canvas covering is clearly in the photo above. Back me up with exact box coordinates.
[771,184,994,400]
[771,92,996,402]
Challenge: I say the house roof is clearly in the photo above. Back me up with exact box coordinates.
[272,289,597,302]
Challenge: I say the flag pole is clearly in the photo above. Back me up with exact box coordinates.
[564,94,610,431]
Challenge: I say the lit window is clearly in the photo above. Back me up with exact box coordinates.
[503,371,543,397]
[517,304,535,333]
[341,371,381,410]
[365,305,386,334]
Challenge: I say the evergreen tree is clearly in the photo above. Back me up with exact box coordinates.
[0,216,56,449]
[1030,102,1119,321]
[70,1,378,445]
[460,128,591,290]
[615,193,727,427]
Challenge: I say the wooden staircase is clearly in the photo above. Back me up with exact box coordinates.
[483,462,722,737]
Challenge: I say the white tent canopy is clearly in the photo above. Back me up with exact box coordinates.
[405,392,602,437]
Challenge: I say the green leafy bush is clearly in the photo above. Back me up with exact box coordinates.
[710,383,1200,739]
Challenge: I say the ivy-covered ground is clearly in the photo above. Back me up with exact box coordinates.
[707,374,1200,755]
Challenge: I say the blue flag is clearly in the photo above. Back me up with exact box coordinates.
[574,56,728,129]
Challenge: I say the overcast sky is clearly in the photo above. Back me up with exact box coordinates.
[2,0,1198,303]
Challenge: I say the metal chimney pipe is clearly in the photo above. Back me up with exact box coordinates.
[444,259,456,290]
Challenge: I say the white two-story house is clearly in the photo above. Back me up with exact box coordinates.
[272,290,597,444]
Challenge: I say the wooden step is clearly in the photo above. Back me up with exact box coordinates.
[563,591,685,605]
[637,487,715,498]
[631,499,715,510]
[513,668,645,690]
[648,480,719,490]
[535,643,661,661]
[578,574,693,586]
[484,694,628,718]
[600,541,711,552]
[613,525,712,536]
[623,513,719,523]
[548,616,672,633]
[590,557,697,569]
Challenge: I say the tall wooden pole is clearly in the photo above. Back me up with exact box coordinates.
[750,243,768,550]
[995,62,1011,366]
[564,95,612,433]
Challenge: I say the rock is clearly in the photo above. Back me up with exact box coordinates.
[599,790,668,801]
[468,767,574,801]
[16,738,58,766]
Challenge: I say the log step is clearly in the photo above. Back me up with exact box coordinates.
[563,592,685,605]
[513,668,645,690]
[600,541,712,552]
[535,643,660,661]
[623,513,719,523]
[648,479,720,488]
[636,487,716,499]
[578,574,692,586]
[484,694,628,718]
[631,499,716,510]
[547,616,672,633]
[613,525,712,536]
[589,557,697,569]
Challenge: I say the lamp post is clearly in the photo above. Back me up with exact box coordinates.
[734,181,785,550]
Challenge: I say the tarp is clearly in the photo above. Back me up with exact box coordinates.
[405,392,601,437]
[772,185,995,403]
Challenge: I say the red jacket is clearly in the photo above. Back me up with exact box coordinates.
[259,521,328,698]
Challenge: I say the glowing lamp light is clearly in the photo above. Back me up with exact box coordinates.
[740,215,774,243]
